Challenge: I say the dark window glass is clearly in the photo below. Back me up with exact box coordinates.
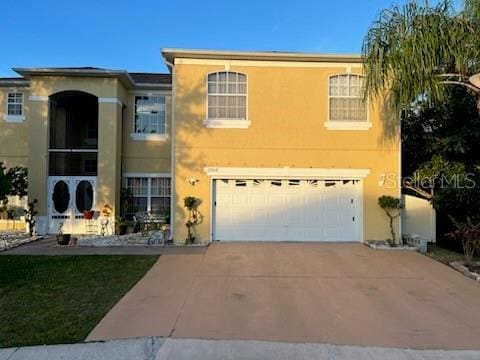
[132,197,147,213]
[75,180,93,213]
[52,181,70,213]
[49,92,98,149]
[49,152,97,176]
[134,96,166,134]
[151,197,170,214]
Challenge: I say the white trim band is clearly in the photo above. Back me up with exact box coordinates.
[130,133,168,141]
[204,167,370,179]
[3,114,25,123]
[204,119,251,129]
[28,95,48,102]
[324,121,373,131]
[98,97,123,106]
[175,58,363,70]
[123,172,171,178]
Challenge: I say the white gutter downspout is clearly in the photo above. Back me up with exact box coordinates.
[165,59,175,242]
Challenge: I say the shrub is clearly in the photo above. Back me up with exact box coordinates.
[447,216,480,265]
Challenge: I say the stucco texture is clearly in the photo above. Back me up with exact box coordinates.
[172,62,400,244]
[122,92,171,174]
[0,89,29,168]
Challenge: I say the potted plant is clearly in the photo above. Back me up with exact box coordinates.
[126,220,136,234]
[83,210,95,220]
[116,216,128,235]
[56,222,71,245]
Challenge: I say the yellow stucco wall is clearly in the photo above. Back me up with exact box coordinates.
[0,88,29,168]
[122,91,172,174]
[172,61,400,244]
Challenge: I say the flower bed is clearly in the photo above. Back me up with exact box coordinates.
[365,240,419,252]
[449,261,480,282]
[76,231,164,247]
[0,231,39,252]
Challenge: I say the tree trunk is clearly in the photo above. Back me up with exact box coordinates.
[388,214,396,245]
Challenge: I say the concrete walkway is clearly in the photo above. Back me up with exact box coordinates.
[1,237,205,255]
[88,243,480,349]
[1,337,479,360]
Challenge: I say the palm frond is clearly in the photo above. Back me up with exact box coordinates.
[362,0,480,134]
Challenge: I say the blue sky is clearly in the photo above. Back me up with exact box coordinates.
[0,0,462,76]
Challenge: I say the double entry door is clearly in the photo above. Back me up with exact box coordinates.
[47,176,96,234]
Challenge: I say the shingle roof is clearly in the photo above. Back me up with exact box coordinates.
[0,77,29,87]
[8,68,172,89]
[40,67,106,70]
[0,77,26,81]
[129,72,172,85]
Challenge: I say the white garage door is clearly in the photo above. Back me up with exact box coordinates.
[213,179,361,242]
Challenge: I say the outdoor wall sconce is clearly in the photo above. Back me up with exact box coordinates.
[187,178,199,186]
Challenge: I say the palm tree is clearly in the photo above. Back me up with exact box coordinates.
[362,0,480,126]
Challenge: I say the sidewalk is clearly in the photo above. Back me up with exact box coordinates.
[1,237,206,256]
[1,337,479,360]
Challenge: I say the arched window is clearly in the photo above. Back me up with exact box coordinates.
[329,74,367,122]
[207,71,247,120]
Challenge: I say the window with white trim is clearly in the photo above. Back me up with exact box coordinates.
[124,177,171,215]
[7,92,23,116]
[134,95,166,134]
[207,71,247,120]
[329,74,367,122]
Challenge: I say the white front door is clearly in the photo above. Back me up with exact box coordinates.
[47,176,96,234]
[213,179,362,242]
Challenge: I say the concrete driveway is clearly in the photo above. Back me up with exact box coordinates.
[87,243,480,349]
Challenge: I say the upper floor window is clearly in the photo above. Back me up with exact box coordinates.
[134,95,166,135]
[207,71,247,120]
[329,74,367,122]
[7,92,23,115]
[4,92,25,123]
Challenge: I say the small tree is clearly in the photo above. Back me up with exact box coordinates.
[378,196,402,245]
[24,199,38,236]
[0,163,10,212]
[447,216,480,265]
[0,163,28,215]
[184,196,202,244]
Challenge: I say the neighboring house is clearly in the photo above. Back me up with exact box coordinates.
[0,49,400,243]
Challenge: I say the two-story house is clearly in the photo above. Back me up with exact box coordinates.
[0,49,400,243]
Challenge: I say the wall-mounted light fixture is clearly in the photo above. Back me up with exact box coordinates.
[186,178,199,186]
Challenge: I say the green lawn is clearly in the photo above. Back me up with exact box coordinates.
[0,255,158,348]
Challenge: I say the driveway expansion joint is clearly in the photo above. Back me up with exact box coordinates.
[5,347,19,360]
[327,344,336,360]
[145,337,162,360]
